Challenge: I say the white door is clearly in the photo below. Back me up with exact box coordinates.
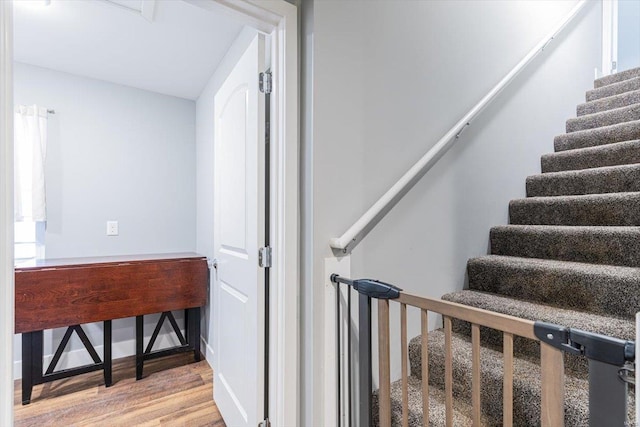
[213,34,266,427]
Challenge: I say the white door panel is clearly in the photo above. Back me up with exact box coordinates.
[218,85,248,253]
[214,34,265,427]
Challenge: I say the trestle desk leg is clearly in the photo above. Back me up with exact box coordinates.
[136,316,144,380]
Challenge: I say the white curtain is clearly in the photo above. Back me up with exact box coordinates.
[14,105,48,222]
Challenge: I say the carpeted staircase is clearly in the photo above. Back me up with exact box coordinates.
[374,66,640,426]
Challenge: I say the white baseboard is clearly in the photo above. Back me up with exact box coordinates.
[201,337,215,369]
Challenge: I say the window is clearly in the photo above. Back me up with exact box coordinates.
[14,221,45,262]
[14,104,48,263]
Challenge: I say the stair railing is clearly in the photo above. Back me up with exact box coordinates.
[331,275,636,427]
[329,0,588,254]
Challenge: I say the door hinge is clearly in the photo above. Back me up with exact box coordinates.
[258,246,272,268]
[259,71,272,94]
[258,419,270,427]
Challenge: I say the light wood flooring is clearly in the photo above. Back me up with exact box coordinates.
[14,353,226,427]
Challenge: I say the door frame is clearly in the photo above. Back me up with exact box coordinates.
[601,0,618,76]
[0,0,15,423]
[0,1,298,425]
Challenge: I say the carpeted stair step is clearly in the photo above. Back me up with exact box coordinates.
[554,120,640,151]
[490,225,640,267]
[586,76,640,102]
[509,192,640,226]
[442,290,634,376]
[408,330,589,426]
[595,67,640,88]
[371,375,489,426]
[566,104,640,133]
[577,89,640,116]
[541,139,640,173]
[467,255,640,318]
[526,163,640,197]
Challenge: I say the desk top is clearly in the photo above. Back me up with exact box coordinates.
[15,252,209,333]
[15,252,206,271]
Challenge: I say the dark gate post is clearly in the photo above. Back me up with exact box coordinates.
[534,322,635,427]
[589,360,627,427]
[358,293,372,427]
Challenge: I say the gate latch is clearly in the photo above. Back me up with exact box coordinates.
[534,321,635,366]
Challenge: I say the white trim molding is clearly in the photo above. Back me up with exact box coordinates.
[256,2,299,426]
[0,2,298,426]
[0,0,14,424]
[601,0,619,76]
[205,1,299,424]
[201,1,299,423]
[323,256,352,427]
[186,0,282,34]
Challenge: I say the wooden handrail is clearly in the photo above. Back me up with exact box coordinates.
[329,0,588,254]
[377,291,565,427]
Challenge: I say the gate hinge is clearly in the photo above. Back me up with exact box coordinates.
[330,275,402,299]
[259,71,272,94]
[258,246,272,268]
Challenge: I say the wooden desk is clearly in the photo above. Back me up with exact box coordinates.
[15,253,209,404]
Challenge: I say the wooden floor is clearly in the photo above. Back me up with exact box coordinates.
[14,353,226,427]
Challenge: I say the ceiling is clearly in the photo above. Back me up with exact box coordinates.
[13,0,244,100]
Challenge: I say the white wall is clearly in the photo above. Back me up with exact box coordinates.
[13,63,197,377]
[195,26,257,366]
[302,1,602,424]
[15,63,196,258]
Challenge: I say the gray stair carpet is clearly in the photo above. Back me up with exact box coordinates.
[526,163,640,197]
[490,225,640,267]
[586,76,640,102]
[595,67,640,88]
[371,376,489,427]
[541,139,640,172]
[467,255,640,318]
[577,89,640,116]
[375,66,640,426]
[566,104,640,133]
[509,192,640,226]
[408,330,590,426]
[554,119,640,151]
[442,290,634,375]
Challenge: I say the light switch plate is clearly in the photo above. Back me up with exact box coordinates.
[106,221,119,236]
